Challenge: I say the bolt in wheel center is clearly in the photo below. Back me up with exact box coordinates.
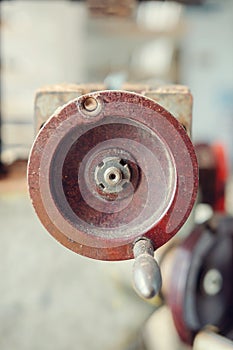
[95,156,131,194]
[104,167,122,185]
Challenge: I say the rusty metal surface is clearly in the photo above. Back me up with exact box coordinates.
[35,83,193,136]
[122,83,151,94]
[28,90,198,261]
[35,83,107,132]
[144,85,193,137]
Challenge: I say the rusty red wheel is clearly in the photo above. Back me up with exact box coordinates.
[168,217,233,344]
[28,90,198,261]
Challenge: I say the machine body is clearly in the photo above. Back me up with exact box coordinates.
[28,86,198,262]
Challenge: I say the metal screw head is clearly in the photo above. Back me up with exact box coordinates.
[203,268,223,296]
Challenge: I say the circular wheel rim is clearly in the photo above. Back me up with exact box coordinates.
[28,90,198,261]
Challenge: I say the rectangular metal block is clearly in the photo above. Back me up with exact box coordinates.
[144,85,193,137]
[35,83,192,136]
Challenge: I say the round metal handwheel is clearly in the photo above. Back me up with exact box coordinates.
[28,90,198,260]
[168,216,233,344]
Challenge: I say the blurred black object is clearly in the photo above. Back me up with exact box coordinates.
[169,215,233,344]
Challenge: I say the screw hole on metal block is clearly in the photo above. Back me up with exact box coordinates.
[83,97,98,112]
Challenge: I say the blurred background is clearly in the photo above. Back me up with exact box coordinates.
[0,1,233,349]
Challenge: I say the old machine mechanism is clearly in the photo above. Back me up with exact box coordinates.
[28,84,233,348]
[28,84,198,300]
[162,215,233,347]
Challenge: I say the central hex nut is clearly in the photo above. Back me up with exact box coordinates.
[104,167,122,186]
[95,157,131,194]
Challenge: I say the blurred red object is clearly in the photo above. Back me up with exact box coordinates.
[195,143,228,212]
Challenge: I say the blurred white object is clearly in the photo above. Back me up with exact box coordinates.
[193,330,233,350]
[195,203,214,224]
[1,1,86,161]
[131,38,175,78]
[143,306,187,350]
[137,1,183,32]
